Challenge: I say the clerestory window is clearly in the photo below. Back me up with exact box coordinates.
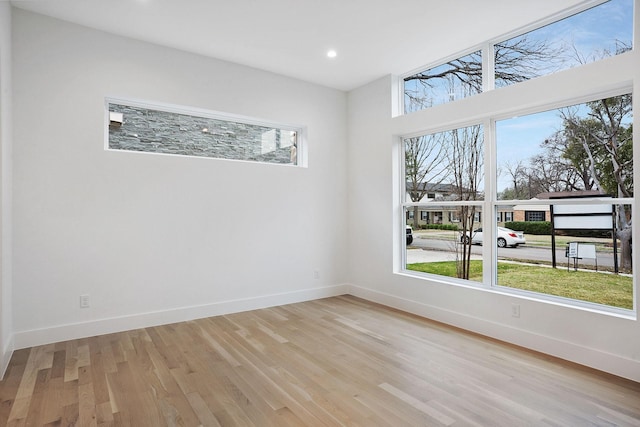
[403,0,633,115]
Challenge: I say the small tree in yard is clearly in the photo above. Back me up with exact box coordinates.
[404,124,483,280]
[448,125,484,280]
[405,134,447,229]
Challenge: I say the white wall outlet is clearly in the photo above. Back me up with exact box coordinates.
[314,270,320,279]
[511,304,520,318]
[80,294,90,308]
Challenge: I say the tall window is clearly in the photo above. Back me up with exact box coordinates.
[404,125,484,283]
[399,0,635,313]
[494,94,633,309]
[403,0,633,114]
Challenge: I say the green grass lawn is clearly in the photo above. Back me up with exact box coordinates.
[407,261,633,310]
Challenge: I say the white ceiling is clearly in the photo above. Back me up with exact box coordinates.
[10,0,587,91]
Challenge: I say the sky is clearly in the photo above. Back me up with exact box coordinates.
[534,0,633,58]
[495,106,585,193]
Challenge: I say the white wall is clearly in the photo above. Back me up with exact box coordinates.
[347,55,640,380]
[11,9,348,347]
[0,1,13,375]
[8,4,640,384]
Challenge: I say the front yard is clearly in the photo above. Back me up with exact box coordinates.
[407,260,633,309]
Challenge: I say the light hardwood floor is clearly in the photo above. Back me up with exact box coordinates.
[1,295,639,426]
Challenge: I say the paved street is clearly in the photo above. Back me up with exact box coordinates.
[409,234,616,269]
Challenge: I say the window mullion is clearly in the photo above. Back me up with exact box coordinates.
[483,42,494,93]
[483,117,496,287]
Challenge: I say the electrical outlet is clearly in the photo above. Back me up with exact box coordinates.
[314,270,320,279]
[511,304,520,318]
[80,294,90,308]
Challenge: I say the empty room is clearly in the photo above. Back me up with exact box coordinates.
[0,0,639,425]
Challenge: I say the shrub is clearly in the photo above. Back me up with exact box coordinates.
[555,229,612,238]
[426,224,459,231]
[505,221,612,238]
[505,221,551,235]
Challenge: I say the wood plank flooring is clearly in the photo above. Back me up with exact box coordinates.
[1,295,639,426]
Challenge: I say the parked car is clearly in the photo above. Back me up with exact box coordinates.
[406,225,413,245]
[460,227,525,248]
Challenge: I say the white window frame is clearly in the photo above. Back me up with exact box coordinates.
[399,0,618,116]
[398,86,635,317]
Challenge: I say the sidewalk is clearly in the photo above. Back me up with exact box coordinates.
[406,248,482,264]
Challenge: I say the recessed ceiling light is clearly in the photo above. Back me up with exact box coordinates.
[327,50,337,58]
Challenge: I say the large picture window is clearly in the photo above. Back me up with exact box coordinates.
[399,0,635,314]
[494,94,633,309]
[403,92,634,312]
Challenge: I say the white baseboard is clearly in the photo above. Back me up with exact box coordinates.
[347,284,640,383]
[0,335,14,380]
[13,284,349,350]
[11,283,639,383]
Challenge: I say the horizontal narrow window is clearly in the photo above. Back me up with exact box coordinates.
[401,0,633,114]
[107,100,302,166]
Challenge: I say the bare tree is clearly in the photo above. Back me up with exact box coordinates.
[494,36,561,87]
[447,125,484,280]
[405,134,448,229]
[530,151,585,194]
[559,95,633,270]
[541,130,596,192]
[567,39,631,66]
[404,36,559,111]
[499,160,529,199]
